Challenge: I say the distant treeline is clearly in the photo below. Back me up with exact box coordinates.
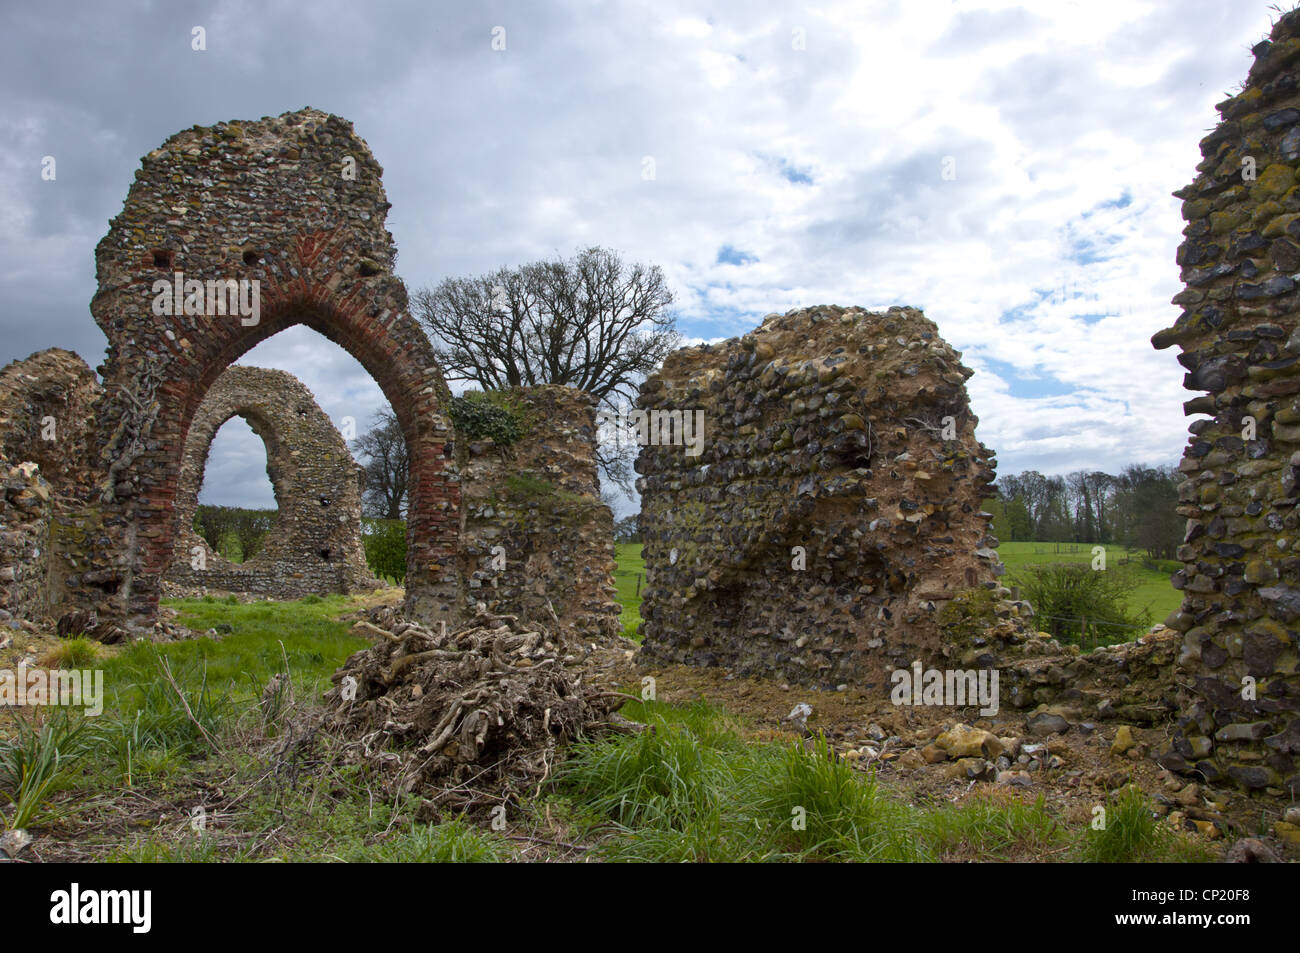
[193,505,275,563]
[193,505,406,581]
[987,464,1181,559]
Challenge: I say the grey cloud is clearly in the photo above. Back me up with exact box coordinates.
[0,0,1274,507]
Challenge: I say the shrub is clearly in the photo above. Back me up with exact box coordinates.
[361,518,406,582]
[1011,562,1151,646]
[937,587,1001,645]
[448,391,526,447]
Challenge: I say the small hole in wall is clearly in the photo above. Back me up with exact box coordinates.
[319,548,332,561]
[242,249,263,266]
[319,497,331,506]
[151,249,174,269]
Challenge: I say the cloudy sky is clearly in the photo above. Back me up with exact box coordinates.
[0,0,1272,514]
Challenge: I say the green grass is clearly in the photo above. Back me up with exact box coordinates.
[613,540,1180,644]
[756,733,919,861]
[549,698,1205,863]
[39,637,100,669]
[613,543,644,639]
[78,595,367,789]
[0,711,96,829]
[993,542,1182,631]
[1075,785,1173,863]
[346,818,507,863]
[17,595,513,862]
[14,594,1215,862]
[109,770,507,863]
[919,791,1062,859]
[121,594,365,701]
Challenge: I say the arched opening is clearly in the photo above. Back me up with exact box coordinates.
[193,414,281,566]
[234,325,410,586]
[163,353,382,599]
[81,109,461,627]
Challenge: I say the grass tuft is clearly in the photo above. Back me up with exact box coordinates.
[0,711,93,830]
[1075,785,1171,862]
[38,638,100,669]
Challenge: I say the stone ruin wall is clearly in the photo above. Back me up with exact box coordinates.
[0,352,616,627]
[0,110,619,642]
[635,305,1011,688]
[11,88,1294,803]
[0,349,101,495]
[164,365,378,598]
[1153,10,1300,797]
[458,385,622,643]
[76,108,460,628]
[0,349,102,625]
[0,461,53,625]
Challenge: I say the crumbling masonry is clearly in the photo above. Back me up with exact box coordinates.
[458,385,621,643]
[0,109,618,643]
[0,348,102,624]
[1153,10,1300,796]
[164,365,377,598]
[635,305,1005,687]
[70,108,460,627]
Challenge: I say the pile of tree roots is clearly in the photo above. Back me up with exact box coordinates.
[313,605,628,814]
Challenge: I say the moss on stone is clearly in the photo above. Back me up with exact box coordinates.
[937,587,1000,644]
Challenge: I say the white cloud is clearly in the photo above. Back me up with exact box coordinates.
[0,0,1274,507]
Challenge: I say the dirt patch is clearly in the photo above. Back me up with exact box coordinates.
[593,650,1297,860]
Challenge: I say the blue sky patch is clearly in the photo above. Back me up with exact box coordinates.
[755,152,814,185]
[981,356,1075,399]
[716,244,758,266]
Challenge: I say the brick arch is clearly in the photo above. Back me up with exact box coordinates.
[82,108,460,626]
[165,365,377,597]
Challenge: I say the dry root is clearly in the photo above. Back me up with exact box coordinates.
[312,605,627,815]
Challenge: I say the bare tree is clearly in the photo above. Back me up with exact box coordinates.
[351,407,408,519]
[412,246,680,493]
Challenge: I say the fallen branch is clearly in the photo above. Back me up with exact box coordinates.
[158,657,222,754]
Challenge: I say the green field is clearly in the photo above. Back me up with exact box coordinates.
[613,541,1182,642]
[995,542,1182,631]
[613,543,645,638]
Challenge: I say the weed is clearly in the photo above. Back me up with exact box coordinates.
[1075,785,1171,862]
[0,711,92,829]
[38,638,100,669]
